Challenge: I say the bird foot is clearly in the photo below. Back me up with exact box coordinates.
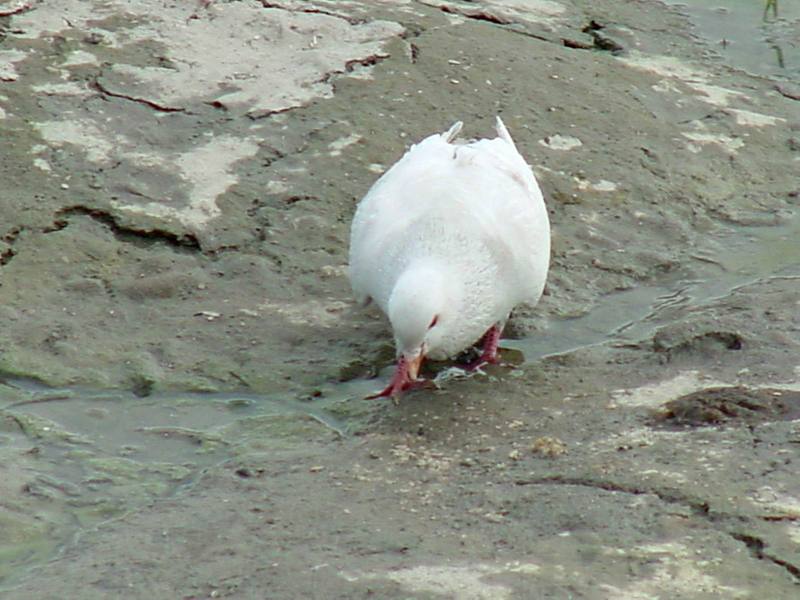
[465,324,502,371]
[365,378,428,402]
[366,355,426,401]
[465,353,500,372]
[365,376,420,398]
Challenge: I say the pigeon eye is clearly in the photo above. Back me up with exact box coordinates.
[428,315,439,329]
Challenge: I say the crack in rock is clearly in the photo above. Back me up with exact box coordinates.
[344,54,384,72]
[2,227,22,246]
[422,0,557,45]
[0,246,16,266]
[437,4,512,25]
[259,1,366,25]
[0,2,33,18]
[774,84,800,102]
[516,475,800,582]
[418,0,564,32]
[91,76,186,113]
[515,475,712,515]
[761,515,800,522]
[731,532,800,582]
[0,226,23,266]
[52,206,201,252]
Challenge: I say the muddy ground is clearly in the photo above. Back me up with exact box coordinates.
[1,0,799,598]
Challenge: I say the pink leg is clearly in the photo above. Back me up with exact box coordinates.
[467,324,502,371]
[366,355,423,400]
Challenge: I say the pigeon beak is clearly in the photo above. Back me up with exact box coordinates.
[407,351,424,380]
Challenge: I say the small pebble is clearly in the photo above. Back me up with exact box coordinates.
[531,436,568,458]
[484,512,505,523]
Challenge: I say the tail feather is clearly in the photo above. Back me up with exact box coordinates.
[495,116,517,151]
[442,121,463,143]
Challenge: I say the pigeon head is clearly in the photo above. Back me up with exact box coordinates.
[387,262,458,365]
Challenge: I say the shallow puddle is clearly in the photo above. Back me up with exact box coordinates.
[509,214,800,362]
[0,381,352,588]
[659,0,800,80]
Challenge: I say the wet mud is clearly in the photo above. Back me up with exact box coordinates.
[1,0,799,597]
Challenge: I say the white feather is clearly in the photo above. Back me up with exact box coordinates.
[349,118,550,360]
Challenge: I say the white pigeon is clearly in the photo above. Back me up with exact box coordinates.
[348,117,550,398]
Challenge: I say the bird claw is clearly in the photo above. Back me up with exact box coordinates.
[464,324,503,371]
[365,353,429,401]
[365,377,427,401]
[465,350,501,372]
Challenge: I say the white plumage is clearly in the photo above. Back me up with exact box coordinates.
[349,117,550,397]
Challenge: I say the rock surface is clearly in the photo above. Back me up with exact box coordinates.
[1,0,799,597]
